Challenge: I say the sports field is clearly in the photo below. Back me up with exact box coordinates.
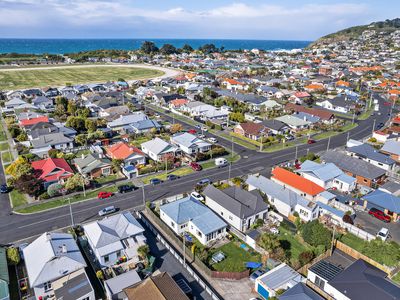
[0,65,164,90]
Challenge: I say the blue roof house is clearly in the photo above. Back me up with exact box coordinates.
[362,189,400,222]
[160,197,227,245]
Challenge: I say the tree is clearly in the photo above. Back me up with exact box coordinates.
[298,251,314,265]
[85,119,97,133]
[8,125,21,138]
[181,44,193,53]
[67,100,77,116]
[75,134,88,146]
[55,96,68,110]
[65,174,86,191]
[16,132,28,142]
[160,43,178,55]
[343,214,354,225]
[47,183,63,197]
[14,173,44,198]
[229,112,245,123]
[258,233,280,252]
[170,123,183,134]
[111,159,123,173]
[137,245,150,260]
[199,43,218,54]
[66,116,86,132]
[6,247,20,265]
[96,270,104,280]
[6,157,32,179]
[141,41,159,54]
[301,220,332,250]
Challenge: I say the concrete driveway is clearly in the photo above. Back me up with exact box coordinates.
[353,210,400,242]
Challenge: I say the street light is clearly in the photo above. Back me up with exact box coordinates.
[62,189,74,228]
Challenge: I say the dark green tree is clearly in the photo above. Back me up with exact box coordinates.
[160,44,178,55]
[140,41,159,54]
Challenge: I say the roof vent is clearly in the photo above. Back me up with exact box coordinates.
[61,244,67,253]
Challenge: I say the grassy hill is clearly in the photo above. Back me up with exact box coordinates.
[309,18,400,48]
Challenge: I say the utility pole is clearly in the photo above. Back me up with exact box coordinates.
[295,145,298,160]
[306,148,309,156]
[326,136,331,152]
[259,135,263,152]
[68,197,74,227]
[351,110,356,125]
[82,180,86,197]
[228,162,232,181]
[142,185,146,207]
[346,132,350,143]
[165,157,168,174]
[231,136,234,160]
[330,226,336,255]
[183,233,186,267]
[372,119,376,135]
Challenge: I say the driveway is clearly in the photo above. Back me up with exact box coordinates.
[353,210,400,242]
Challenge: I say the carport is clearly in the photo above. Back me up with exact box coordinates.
[362,189,400,222]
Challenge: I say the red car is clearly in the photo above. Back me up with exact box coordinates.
[98,191,114,199]
[188,129,197,134]
[307,139,316,144]
[368,208,391,223]
[189,162,202,171]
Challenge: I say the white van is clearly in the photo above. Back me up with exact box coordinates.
[98,206,116,216]
[215,157,228,168]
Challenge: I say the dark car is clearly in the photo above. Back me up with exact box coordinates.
[167,174,180,181]
[150,178,163,185]
[368,208,391,223]
[197,178,212,186]
[118,185,136,193]
[0,184,8,193]
[376,122,384,130]
[307,139,316,144]
[189,162,202,171]
[250,269,265,282]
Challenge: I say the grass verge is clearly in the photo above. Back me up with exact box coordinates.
[141,167,194,184]
[10,190,28,208]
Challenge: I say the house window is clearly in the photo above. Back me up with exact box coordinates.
[315,276,325,289]
[197,231,202,237]
[171,221,175,228]
[104,255,110,263]
[82,297,90,300]
[102,167,111,175]
[220,212,224,216]
[44,281,52,292]
[116,250,121,258]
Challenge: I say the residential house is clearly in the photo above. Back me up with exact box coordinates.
[0,247,9,300]
[73,153,113,179]
[203,185,269,232]
[3,98,27,111]
[170,132,211,156]
[19,116,50,130]
[126,119,162,135]
[104,270,141,300]
[31,158,74,188]
[362,189,400,222]
[255,263,304,300]
[23,88,43,98]
[289,91,311,104]
[347,143,396,171]
[285,103,335,124]
[307,260,344,295]
[83,212,146,268]
[316,95,357,114]
[107,112,148,132]
[280,282,324,300]
[23,232,94,300]
[99,105,130,121]
[42,87,59,98]
[30,132,74,155]
[106,142,146,166]
[246,174,319,222]
[141,138,178,162]
[275,115,311,131]
[168,99,189,111]
[234,122,269,141]
[27,122,77,140]
[160,197,227,245]
[320,151,386,187]
[53,269,95,300]
[381,140,400,163]
[298,160,357,193]
[271,167,325,200]
[261,119,289,135]
[180,101,228,121]
[222,78,247,91]
[153,93,186,106]
[123,272,189,300]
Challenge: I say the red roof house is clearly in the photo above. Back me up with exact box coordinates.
[271,167,325,200]
[19,116,49,127]
[106,142,146,165]
[31,158,74,187]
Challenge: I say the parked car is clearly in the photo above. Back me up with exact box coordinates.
[0,184,9,193]
[215,157,228,168]
[195,124,201,129]
[190,191,204,201]
[197,178,212,186]
[201,126,208,132]
[98,191,114,199]
[368,208,391,222]
[307,139,316,144]
[150,178,163,185]
[285,135,295,141]
[197,133,206,139]
[189,162,202,171]
[207,137,218,143]
[376,122,384,130]
[167,174,180,181]
[118,185,136,193]
[250,270,265,282]
[98,206,116,216]
[377,227,389,241]
[188,129,197,134]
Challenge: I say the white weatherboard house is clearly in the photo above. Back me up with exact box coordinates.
[160,196,227,245]
[297,160,357,193]
[23,232,94,300]
[141,137,178,162]
[203,184,269,232]
[170,132,211,155]
[246,174,319,222]
[83,212,146,268]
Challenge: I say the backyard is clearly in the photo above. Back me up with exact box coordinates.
[0,65,164,89]
[278,226,313,266]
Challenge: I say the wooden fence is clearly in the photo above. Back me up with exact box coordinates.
[297,249,331,276]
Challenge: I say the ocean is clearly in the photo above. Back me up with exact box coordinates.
[0,39,311,55]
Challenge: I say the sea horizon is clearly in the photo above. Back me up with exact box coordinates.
[0,38,312,55]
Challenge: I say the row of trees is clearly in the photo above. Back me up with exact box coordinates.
[140,41,224,55]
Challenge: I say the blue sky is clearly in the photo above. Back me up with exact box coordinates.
[0,0,398,40]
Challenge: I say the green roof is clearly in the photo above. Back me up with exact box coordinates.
[0,248,9,284]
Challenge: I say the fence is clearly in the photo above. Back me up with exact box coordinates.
[329,217,375,241]
[335,240,400,277]
[140,211,222,300]
[297,249,331,276]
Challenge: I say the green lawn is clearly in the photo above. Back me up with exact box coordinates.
[0,66,164,90]
[392,272,400,284]
[15,186,118,214]
[200,160,216,170]
[95,174,119,184]
[141,167,194,184]
[217,131,259,150]
[1,152,13,163]
[313,124,358,141]
[262,138,308,153]
[0,131,6,142]
[9,190,28,208]
[278,226,312,265]
[209,241,261,272]
[358,108,374,120]
[0,143,9,151]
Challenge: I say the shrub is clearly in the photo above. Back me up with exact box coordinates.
[96,270,104,280]
[343,214,354,225]
[47,183,63,197]
[6,247,20,265]
[39,192,50,200]
[301,220,331,250]
[298,251,314,266]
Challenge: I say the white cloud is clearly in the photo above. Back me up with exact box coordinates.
[0,1,378,39]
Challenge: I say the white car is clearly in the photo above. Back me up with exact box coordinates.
[98,206,116,216]
[197,134,206,139]
[190,191,204,201]
[377,227,389,241]
[201,126,208,132]
[208,137,218,143]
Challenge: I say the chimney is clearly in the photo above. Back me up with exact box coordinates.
[62,244,67,253]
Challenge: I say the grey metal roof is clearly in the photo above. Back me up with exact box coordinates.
[348,144,395,165]
[54,271,93,300]
[141,137,176,156]
[160,197,227,235]
[203,185,269,219]
[381,140,400,156]
[320,151,386,180]
[328,259,400,300]
[108,112,148,128]
[170,132,211,149]
[362,189,400,214]
[309,260,343,281]
[73,153,111,174]
[258,263,303,290]
[262,119,287,131]
[104,269,141,296]
[299,160,344,182]
[280,282,324,300]
[31,132,73,148]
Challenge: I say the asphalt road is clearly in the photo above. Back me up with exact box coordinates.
[0,98,392,245]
